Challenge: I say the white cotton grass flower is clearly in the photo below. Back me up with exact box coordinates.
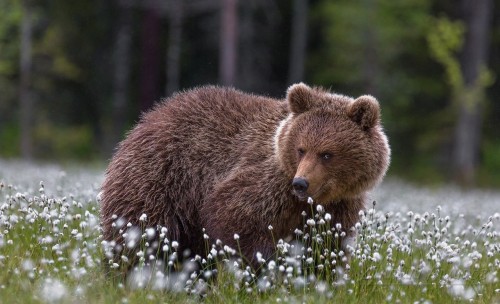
[162,244,169,252]
[127,267,152,290]
[39,278,67,303]
[257,277,271,292]
[125,227,140,249]
[448,279,476,300]
[294,228,303,235]
[316,204,324,214]
[171,241,179,250]
[256,252,266,264]
[315,281,327,294]
[96,191,103,203]
[146,227,156,240]
[22,259,34,272]
[293,277,306,290]
[307,197,314,205]
[210,248,217,257]
[372,252,382,262]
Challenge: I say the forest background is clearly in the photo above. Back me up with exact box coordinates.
[0,0,499,188]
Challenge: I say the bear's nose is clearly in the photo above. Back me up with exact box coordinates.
[292,177,309,193]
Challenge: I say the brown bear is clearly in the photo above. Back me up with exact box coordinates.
[99,83,390,272]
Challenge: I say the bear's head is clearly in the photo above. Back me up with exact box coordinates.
[275,83,390,203]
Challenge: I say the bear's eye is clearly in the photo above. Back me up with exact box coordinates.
[320,152,332,161]
[297,148,305,158]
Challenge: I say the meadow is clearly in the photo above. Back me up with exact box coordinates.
[0,159,499,303]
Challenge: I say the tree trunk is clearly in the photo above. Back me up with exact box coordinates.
[139,0,161,111]
[361,0,378,96]
[106,0,133,156]
[219,0,238,86]
[238,1,280,93]
[288,0,308,85]
[165,0,183,96]
[19,0,33,160]
[453,0,493,186]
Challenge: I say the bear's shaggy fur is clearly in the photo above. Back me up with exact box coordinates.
[100,83,390,270]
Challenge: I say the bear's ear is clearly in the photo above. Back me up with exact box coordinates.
[348,95,380,130]
[287,83,314,114]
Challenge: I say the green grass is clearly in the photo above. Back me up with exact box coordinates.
[0,162,499,303]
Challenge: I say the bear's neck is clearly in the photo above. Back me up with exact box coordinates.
[273,113,294,171]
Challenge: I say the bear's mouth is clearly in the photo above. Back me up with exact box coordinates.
[292,190,309,202]
[292,186,326,203]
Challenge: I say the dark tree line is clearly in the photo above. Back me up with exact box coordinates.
[1,0,500,187]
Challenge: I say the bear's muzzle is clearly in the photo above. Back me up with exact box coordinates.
[292,177,309,200]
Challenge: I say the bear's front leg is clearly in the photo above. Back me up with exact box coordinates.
[322,197,365,262]
[200,168,282,271]
[202,217,277,272]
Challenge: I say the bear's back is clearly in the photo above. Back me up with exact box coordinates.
[146,86,285,139]
[139,86,288,169]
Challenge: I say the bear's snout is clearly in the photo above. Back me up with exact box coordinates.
[292,177,309,198]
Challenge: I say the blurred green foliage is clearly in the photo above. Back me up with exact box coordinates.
[427,17,465,91]
[34,122,96,160]
[479,141,500,186]
[0,123,20,157]
[0,0,21,127]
